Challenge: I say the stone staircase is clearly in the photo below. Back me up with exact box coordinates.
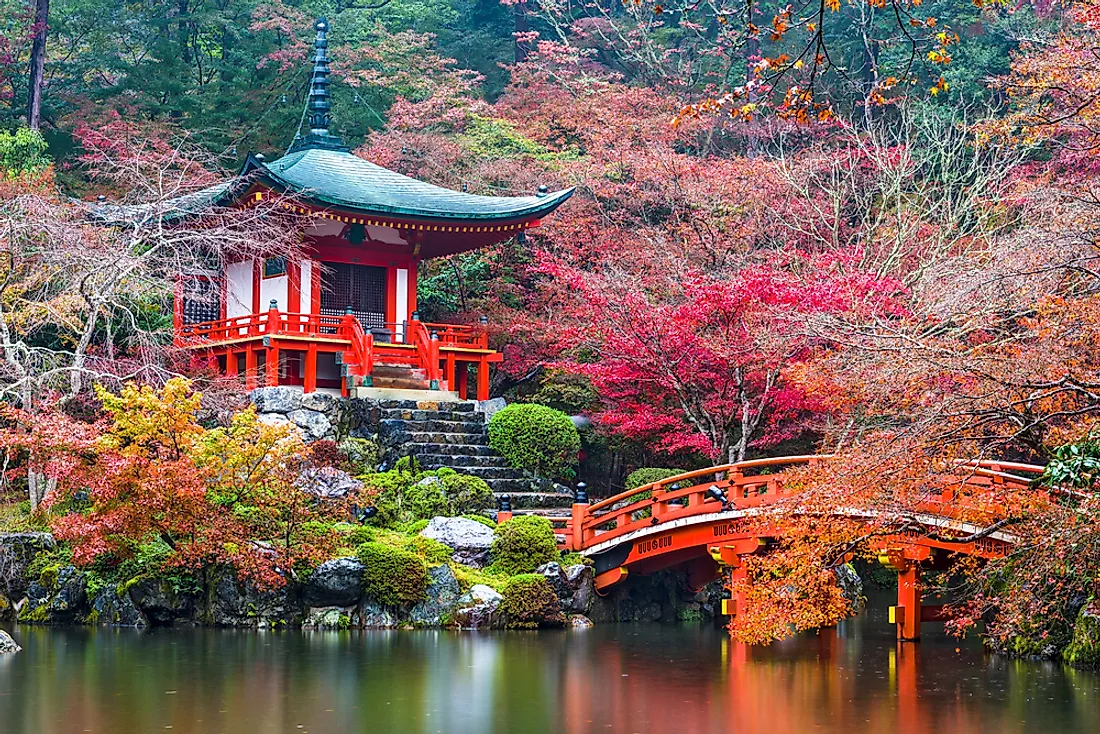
[377,399,574,512]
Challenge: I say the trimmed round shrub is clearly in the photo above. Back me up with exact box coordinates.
[500,574,566,629]
[488,403,580,478]
[356,542,429,607]
[404,480,450,520]
[625,467,684,492]
[490,515,560,576]
[438,470,494,515]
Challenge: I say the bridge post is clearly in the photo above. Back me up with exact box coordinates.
[571,482,589,552]
[879,547,928,641]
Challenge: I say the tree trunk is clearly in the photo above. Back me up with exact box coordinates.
[26,0,50,130]
[514,1,531,63]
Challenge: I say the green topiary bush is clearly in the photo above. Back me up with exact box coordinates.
[437,468,494,514]
[624,467,684,492]
[490,515,560,576]
[488,403,580,479]
[404,480,451,521]
[404,535,454,565]
[359,466,495,527]
[500,574,565,629]
[356,542,429,607]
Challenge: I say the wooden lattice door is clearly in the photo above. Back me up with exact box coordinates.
[181,277,222,325]
[320,263,387,330]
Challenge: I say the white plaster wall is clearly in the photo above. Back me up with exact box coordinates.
[226,260,253,319]
[300,260,314,313]
[259,273,288,312]
[396,268,408,342]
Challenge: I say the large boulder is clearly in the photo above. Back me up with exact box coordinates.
[0,629,20,654]
[451,584,503,629]
[537,562,595,615]
[1065,598,1100,669]
[302,558,364,608]
[302,606,355,630]
[251,386,302,414]
[0,532,56,600]
[19,565,89,624]
[202,573,297,628]
[126,579,195,626]
[357,600,399,628]
[407,565,461,626]
[287,409,333,440]
[91,586,147,627]
[420,517,495,567]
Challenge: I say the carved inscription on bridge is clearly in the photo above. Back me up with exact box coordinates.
[713,519,754,538]
[636,535,673,555]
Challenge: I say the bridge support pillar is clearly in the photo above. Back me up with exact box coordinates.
[879,546,930,641]
[720,563,749,631]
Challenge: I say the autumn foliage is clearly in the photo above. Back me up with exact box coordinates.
[2,379,340,588]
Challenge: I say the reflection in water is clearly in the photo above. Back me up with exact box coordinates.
[1,608,1098,734]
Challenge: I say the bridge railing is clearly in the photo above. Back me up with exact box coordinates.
[556,456,1050,553]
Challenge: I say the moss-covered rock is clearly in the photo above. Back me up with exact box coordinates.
[490,515,560,576]
[1065,599,1100,669]
[500,574,566,629]
[357,542,429,607]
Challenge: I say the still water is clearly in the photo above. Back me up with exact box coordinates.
[2,607,1099,734]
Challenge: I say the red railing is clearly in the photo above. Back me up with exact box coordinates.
[552,456,1049,552]
[421,321,489,350]
[406,318,443,386]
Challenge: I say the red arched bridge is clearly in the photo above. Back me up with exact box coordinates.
[499,455,1048,641]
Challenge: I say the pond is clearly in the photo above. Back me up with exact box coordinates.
[2,605,1098,734]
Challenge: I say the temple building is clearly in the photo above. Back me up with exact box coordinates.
[170,18,572,400]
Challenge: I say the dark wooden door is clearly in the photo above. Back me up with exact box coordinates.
[320,263,387,330]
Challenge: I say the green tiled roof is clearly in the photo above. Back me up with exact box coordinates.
[251,148,573,222]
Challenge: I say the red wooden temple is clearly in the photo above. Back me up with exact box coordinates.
[168,19,571,400]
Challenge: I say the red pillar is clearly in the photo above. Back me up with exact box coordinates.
[476,358,490,401]
[304,343,317,394]
[245,344,258,389]
[457,365,468,400]
[265,342,280,387]
[895,563,922,641]
[226,350,238,378]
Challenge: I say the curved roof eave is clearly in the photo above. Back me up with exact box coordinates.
[241,149,575,223]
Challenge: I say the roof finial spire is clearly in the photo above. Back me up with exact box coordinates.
[290,17,348,153]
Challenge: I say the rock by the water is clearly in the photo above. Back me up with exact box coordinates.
[1065,598,1100,669]
[451,584,502,629]
[91,587,147,627]
[127,579,195,626]
[303,606,354,630]
[420,517,494,567]
[298,467,362,500]
[204,573,295,628]
[407,565,460,626]
[302,558,364,608]
[251,386,302,414]
[358,600,398,628]
[0,629,20,654]
[287,409,333,440]
[834,564,865,612]
[19,565,89,624]
[0,532,56,600]
[537,562,595,615]
[568,614,594,629]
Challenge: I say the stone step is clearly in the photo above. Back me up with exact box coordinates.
[407,443,499,457]
[372,377,432,391]
[352,388,462,402]
[386,419,485,435]
[415,453,511,468]
[498,491,577,510]
[372,365,426,378]
[406,432,490,446]
[442,465,528,480]
[379,409,487,424]
[373,398,476,412]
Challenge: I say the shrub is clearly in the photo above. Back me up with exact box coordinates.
[338,524,376,547]
[308,440,348,470]
[490,515,560,576]
[488,403,579,479]
[404,480,451,520]
[500,574,565,629]
[356,542,429,607]
[339,438,381,474]
[438,470,494,514]
[404,535,454,565]
[624,467,684,492]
